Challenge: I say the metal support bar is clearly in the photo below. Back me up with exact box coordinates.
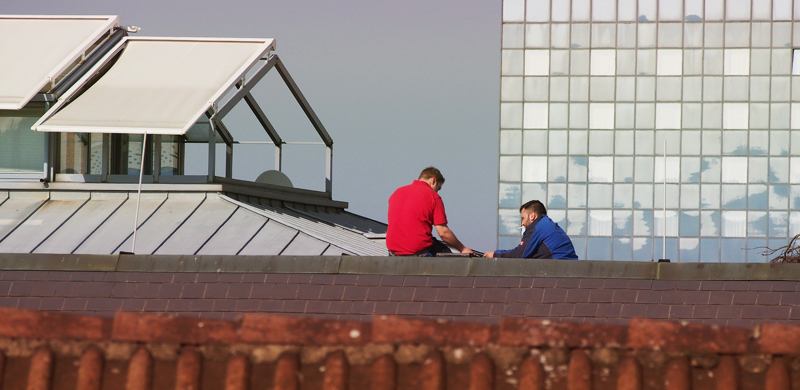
[243,92,282,146]
[208,120,216,182]
[52,28,127,98]
[101,133,109,182]
[153,134,162,182]
[274,58,334,147]
[325,146,333,194]
[212,118,234,146]
[214,55,279,119]
[212,119,234,179]
[275,144,282,171]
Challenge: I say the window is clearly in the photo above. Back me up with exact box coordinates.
[0,107,44,175]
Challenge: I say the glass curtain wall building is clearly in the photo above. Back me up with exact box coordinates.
[498,0,800,262]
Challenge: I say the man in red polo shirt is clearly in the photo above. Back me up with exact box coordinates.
[387,167,473,256]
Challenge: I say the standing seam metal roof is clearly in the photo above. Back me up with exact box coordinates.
[0,190,388,256]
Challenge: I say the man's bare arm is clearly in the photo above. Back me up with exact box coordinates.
[434,224,474,254]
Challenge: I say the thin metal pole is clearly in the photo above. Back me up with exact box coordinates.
[131,133,147,254]
[663,140,667,260]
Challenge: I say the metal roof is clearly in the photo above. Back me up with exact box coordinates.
[0,189,387,256]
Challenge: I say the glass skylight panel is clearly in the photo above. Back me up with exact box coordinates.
[685,0,704,20]
[684,24,704,47]
[618,0,638,21]
[572,0,591,21]
[721,157,749,183]
[748,211,768,235]
[725,23,750,47]
[770,103,790,129]
[523,103,548,128]
[503,0,525,22]
[500,103,523,128]
[589,130,614,154]
[593,0,617,21]
[551,0,571,21]
[589,103,615,129]
[525,24,549,48]
[522,156,547,182]
[726,0,752,20]
[569,77,589,101]
[723,49,750,75]
[550,51,570,75]
[592,24,617,47]
[722,103,749,129]
[659,1,683,20]
[501,50,524,75]
[655,103,681,129]
[590,50,616,75]
[524,50,550,75]
[616,103,635,128]
[657,50,683,75]
[588,156,614,182]
[526,0,550,22]
[502,24,525,48]
[747,157,769,183]
[775,22,794,47]
[590,78,616,101]
[523,77,547,101]
[772,49,792,74]
[773,0,792,19]
[638,0,657,21]
[682,185,701,209]
[549,103,569,127]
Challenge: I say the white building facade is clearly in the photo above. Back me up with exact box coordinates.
[498,0,800,262]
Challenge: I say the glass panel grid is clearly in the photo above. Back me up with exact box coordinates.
[497,0,799,263]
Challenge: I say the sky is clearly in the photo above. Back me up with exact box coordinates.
[3,0,502,250]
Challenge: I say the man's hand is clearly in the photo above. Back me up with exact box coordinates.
[435,224,470,253]
[484,251,495,258]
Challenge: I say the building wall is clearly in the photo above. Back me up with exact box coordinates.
[498,0,800,262]
[1,270,798,328]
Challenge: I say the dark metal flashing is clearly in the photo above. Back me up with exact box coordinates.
[0,253,797,280]
[0,180,348,209]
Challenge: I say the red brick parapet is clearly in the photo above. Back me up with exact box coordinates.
[0,307,797,389]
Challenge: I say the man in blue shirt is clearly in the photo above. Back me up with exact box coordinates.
[485,200,578,260]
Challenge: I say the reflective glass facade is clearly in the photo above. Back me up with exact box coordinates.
[498,0,800,262]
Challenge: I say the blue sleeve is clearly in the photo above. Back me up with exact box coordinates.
[496,228,535,258]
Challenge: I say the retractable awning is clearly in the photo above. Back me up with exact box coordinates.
[0,15,119,110]
[33,36,276,135]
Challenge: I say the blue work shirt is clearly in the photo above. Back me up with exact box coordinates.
[495,215,578,260]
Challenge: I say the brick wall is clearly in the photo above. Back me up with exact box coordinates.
[0,270,797,327]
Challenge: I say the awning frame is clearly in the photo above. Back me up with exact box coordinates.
[0,15,120,110]
[33,36,277,136]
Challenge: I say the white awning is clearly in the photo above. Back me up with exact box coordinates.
[0,15,119,110]
[33,37,276,135]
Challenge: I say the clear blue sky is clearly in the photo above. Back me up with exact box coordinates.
[3,0,502,250]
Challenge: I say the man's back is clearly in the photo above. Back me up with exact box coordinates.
[386,180,447,255]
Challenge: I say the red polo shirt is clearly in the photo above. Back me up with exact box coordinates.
[386,180,448,255]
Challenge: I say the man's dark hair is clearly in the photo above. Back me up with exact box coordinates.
[520,200,547,215]
[419,166,445,184]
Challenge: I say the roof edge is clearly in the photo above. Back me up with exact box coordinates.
[0,253,796,280]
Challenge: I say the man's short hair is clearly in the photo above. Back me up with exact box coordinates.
[520,200,547,215]
[418,167,445,184]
